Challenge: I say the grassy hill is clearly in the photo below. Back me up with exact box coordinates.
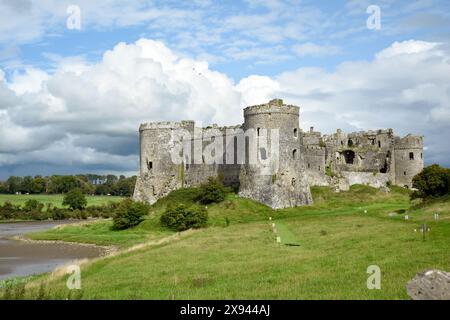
[3,185,450,299]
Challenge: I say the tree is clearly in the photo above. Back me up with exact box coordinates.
[6,176,23,194]
[412,164,450,199]
[62,188,87,210]
[20,176,34,194]
[112,176,136,196]
[94,184,111,195]
[32,176,46,194]
[0,181,7,194]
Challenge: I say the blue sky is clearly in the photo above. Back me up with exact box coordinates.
[0,0,450,178]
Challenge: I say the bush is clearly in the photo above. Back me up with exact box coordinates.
[197,177,228,204]
[22,199,44,212]
[112,199,149,230]
[160,204,208,231]
[51,208,68,220]
[412,164,450,199]
[62,188,87,210]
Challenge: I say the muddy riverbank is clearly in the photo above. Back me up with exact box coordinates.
[0,221,106,280]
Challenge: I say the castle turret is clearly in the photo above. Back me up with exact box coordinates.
[393,134,424,188]
[133,121,194,204]
[238,99,312,208]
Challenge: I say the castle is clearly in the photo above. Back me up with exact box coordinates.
[133,99,424,209]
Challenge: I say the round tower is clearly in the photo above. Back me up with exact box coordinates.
[239,99,312,208]
[133,121,194,204]
[393,135,424,188]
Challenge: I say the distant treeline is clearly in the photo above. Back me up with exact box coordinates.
[0,174,136,196]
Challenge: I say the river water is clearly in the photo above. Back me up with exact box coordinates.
[0,221,104,280]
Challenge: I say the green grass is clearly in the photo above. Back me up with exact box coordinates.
[5,185,450,299]
[274,221,300,246]
[0,194,124,209]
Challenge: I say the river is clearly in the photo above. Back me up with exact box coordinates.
[0,221,104,281]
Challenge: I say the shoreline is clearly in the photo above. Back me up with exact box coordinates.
[11,234,119,257]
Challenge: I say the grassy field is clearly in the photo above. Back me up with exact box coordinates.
[4,185,450,299]
[0,194,124,208]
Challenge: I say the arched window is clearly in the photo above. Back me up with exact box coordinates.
[348,139,353,147]
[292,149,297,159]
[294,128,298,138]
[343,150,355,164]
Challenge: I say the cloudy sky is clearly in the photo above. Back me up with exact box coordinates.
[0,0,449,179]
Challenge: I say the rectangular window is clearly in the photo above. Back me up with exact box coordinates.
[409,152,414,160]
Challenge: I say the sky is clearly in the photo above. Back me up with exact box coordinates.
[0,0,449,179]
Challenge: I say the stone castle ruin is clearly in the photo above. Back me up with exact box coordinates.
[133,99,424,209]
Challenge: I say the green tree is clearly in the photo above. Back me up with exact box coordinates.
[412,164,450,199]
[0,181,7,194]
[94,184,111,195]
[62,188,87,210]
[20,176,34,194]
[32,176,46,194]
[112,176,136,196]
[6,176,23,194]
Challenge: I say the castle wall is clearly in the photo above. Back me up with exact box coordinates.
[134,99,424,208]
[341,171,390,188]
[302,128,423,190]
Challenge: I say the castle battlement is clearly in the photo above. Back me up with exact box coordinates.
[244,99,299,117]
[394,135,423,149]
[139,120,195,131]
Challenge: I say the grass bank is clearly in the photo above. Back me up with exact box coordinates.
[5,185,450,299]
[0,194,124,209]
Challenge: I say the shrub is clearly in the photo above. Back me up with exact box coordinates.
[160,204,208,231]
[22,199,44,212]
[51,208,68,220]
[28,210,48,221]
[197,177,228,204]
[112,199,149,230]
[412,164,450,199]
[63,188,87,210]
[0,201,18,220]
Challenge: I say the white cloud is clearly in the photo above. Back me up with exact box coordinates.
[293,43,342,57]
[1,38,450,177]
[0,38,243,176]
[376,40,440,59]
